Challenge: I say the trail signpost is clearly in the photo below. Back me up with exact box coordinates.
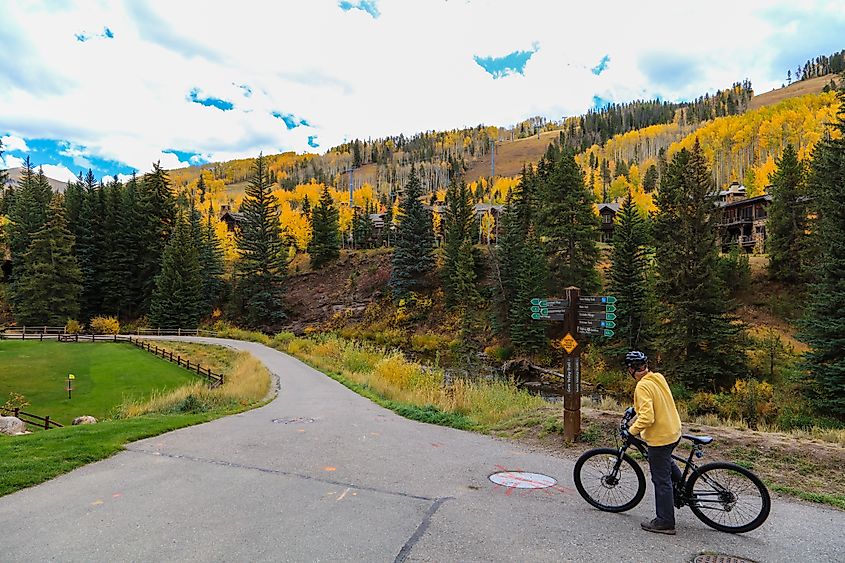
[529,289,616,441]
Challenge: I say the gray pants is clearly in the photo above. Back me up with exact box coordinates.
[647,441,682,526]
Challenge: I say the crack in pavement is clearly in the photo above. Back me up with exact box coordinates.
[394,497,452,563]
[126,447,437,502]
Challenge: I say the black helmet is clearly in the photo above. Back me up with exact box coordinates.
[625,350,648,368]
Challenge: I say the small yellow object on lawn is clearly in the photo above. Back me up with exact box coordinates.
[68,374,76,380]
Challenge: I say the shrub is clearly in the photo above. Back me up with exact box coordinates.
[723,378,777,428]
[2,391,30,412]
[483,345,513,363]
[89,316,120,335]
[687,392,720,416]
[64,319,83,334]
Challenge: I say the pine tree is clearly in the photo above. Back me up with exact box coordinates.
[653,140,746,390]
[642,164,658,193]
[498,166,546,353]
[536,146,600,294]
[301,194,311,219]
[442,179,477,306]
[235,154,288,328]
[101,177,131,317]
[149,214,203,328]
[76,170,107,320]
[352,205,374,249]
[800,92,845,418]
[767,144,809,283]
[12,194,82,325]
[608,191,653,350]
[308,184,340,268]
[0,138,9,215]
[138,162,177,313]
[197,172,207,203]
[199,203,225,315]
[120,173,149,319]
[8,157,51,266]
[390,166,435,297]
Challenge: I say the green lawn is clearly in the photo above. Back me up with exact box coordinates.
[0,414,220,496]
[0,341,200,425]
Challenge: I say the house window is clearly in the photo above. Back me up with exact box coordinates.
[602,213,612,224]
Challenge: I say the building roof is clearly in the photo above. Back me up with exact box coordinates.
[220,210,245,223]
[717,194,772,209]
[596,202,621,213]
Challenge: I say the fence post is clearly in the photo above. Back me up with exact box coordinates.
[177,355,181,366]
[14,408,19,418]
[178,328,181,336]
[186,360,191,370]
[44,416,50,430]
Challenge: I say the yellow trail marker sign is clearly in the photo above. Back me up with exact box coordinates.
[560,333,578,354]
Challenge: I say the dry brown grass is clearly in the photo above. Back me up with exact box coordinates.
[748,74,834,111]
[116,344,270,418]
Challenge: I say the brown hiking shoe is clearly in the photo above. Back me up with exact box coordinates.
[641,518,676,535]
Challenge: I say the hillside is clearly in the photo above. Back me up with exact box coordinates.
[4,167,67,192]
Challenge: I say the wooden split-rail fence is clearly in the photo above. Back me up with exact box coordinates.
[1,407,63,430]
[0,328,224,389]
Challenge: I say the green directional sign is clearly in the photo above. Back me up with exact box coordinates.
[530,298,548,307]
[601,320,616,329]
[605,313,616,321]
[604,329,615,337]
[605,304,616,313]
[531,312,550,320]
[605,296,617,304]
[580,295,617,305]
[531,305,540,313]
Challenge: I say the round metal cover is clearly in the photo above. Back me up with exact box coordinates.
[694,555,755,563]
[489,471,557,489]
[272,417,315,424]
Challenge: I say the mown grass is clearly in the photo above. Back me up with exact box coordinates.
[0,414,219,496]
[0,341,270,497]
[0,341,198,424]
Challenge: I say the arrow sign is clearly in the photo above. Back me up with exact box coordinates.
[578,318,617,329]
[530,298,547,307]
[531,312,549,320]
[578,311,616,321]
[581,295,617,305]
[604,329,615,337]
[578,326,616,337]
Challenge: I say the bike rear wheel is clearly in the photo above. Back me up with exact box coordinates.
[574,447,646,512]
[686,462,771,533]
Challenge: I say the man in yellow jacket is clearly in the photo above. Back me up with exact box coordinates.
[624,350,682,535]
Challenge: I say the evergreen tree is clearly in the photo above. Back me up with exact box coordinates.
[138,162,177,313]
[800,92,845,418]
[12,194,82,325]
[390,166,435,296]
[301,194,311,219]
[308,184,340,268]
[352,204,374,249]
[0,138,9,215]
[383,200,394,246]
[642,164,658,193]
[442,179,477,306]
[767,144,809,283]
[608,191,653,350]
[199,204,225,314]
[235,154,288,328]
[101,177,131,316]
[536,146,600,293]
[653,140,746,390]
[149,214,203,328]
[353,140,362,168]
[197,172,207,203]
[120,173,149,319]
[75,170,107,320]
[8,157,51,265]
[498,166,546,353]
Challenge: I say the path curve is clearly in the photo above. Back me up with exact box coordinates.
[0,337,842,562]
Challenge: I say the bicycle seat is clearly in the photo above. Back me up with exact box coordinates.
[682,434,713,445]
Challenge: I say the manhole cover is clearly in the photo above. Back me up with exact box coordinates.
[272,417,315,424]
[694,555,755,563]
[489,471,557,489]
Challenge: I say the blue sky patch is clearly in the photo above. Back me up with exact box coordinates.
[4,137,134,179]
[188,88,234,111]
[473,47,538,79]
[272,112,311,130]
[75,27,114,42]
[592,95,612,110]
[591,55,610,75]
[163,149,207,166]
[339,0,380,18]
[307,135,320,148]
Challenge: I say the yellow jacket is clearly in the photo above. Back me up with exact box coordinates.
[629,371,682,447]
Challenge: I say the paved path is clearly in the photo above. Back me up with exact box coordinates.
[1,337,842,562]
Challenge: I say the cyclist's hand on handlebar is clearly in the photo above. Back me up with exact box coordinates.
[620,428,631,442]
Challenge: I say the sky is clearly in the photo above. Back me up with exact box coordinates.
[1,0,843,183]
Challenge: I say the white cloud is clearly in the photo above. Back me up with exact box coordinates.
[1,135,29,152]
[1,154,24,169]
[0,0,843,175]
[40,164,77,183]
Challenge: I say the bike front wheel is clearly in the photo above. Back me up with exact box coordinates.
[686,462,771,533]
[574,447,646,512]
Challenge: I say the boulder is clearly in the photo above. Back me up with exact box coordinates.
[0,416,27,436]
[72,415,98,425]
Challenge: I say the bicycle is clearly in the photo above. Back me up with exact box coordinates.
[573,407,771,533]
